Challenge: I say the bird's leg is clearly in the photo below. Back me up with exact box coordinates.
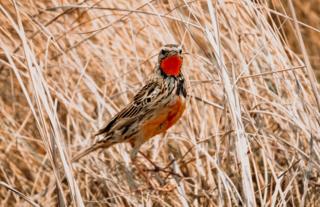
[130,138,145,162]
[128,138,148,180]
[138,151,161,171]
[130,146,140,161]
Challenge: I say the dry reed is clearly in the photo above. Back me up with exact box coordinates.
[0,0,319,206]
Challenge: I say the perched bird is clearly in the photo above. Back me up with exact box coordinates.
[71,44,187,162]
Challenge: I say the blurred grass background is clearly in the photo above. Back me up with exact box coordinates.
[0,0,319,206]
[270,0,320,80]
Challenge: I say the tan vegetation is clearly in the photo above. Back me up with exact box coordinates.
[0,0,319,206]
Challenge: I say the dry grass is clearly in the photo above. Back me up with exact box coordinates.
[0,0,319,206]
[269,0,320,80]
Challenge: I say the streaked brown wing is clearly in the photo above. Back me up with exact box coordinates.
[96,80,162,136]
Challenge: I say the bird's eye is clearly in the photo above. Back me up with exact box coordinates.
[178,48,182,54]
[160,49,166,55]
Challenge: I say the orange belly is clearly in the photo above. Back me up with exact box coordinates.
[142,97,186,141]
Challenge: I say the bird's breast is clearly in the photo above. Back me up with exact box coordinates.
[165,96,186,127]
[141,95,186,141]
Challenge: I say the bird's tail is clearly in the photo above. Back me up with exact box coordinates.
[70,140,113,163]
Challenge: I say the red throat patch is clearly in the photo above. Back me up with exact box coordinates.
[160,55,182,76]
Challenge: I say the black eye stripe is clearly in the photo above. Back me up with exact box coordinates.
[161,49,166,55]
[160,45,183,56]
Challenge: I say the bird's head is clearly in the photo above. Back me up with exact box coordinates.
[158,44,183,77]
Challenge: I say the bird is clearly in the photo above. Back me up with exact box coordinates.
[71,44,187,163]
